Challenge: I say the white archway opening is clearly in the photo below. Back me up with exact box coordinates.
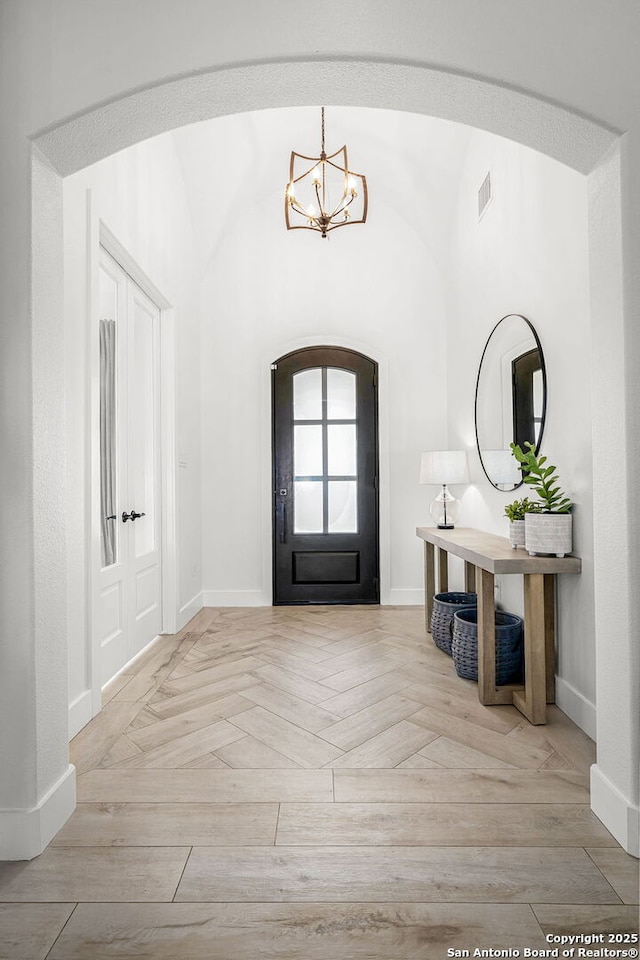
[25,58,637,859]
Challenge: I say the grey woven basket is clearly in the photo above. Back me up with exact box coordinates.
[452,608,523,684]
[430,592,477,655]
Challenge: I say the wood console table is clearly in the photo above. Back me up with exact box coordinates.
[416,526,581,724]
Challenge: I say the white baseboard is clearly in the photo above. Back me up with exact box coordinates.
[384,588,424,606]
[177,591,204,631]
[68,690,93,740]
[555,676,597,740]
[202,589,270,607]
[0,764,76,860]
[591,764,640,858]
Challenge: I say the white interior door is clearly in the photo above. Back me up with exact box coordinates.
[96,247,162,686]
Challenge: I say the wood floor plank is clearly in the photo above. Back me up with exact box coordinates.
[180,608,221,633]
[101,673,133,706]
[251,663,340,703]
[97,734,142,768]
[318,672,410,718]
[0,903,76,960]
[114,719,245,768]
[76,769,334,803]
[508,706,597,776]
[126,698,249,751]
[327,720,438,768]
[532,903,639,936]
[418,736,516,769]
[333,768,591,803]
[403,679,524,735]
[162,655,265,693]
[276,802,615,847]
[0,848,190,902]
[215,735,302,769]
[408,706,554,768]
[46,902,550,959]
[229,707,344,768]
[262,636,338,662]
[397,752,444,769]
[318,652,405,692]
[304,640,400,675]
[50,801,279,846]
[179,752,230,768]
[586,847,640,904]
[174,845,620,903]
[318,695,424,750]
[238,682,343,732]
[69,701,145,775]
[147,674,260,718]
[253,647,339,680]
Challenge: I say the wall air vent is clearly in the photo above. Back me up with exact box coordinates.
[478,171,492,220]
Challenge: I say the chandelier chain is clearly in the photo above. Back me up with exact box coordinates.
[321,106,325,155]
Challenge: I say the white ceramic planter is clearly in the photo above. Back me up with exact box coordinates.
[525,513,572,557]
[509,520,526,549]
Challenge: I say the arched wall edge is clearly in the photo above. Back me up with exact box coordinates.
[33,59,617,176]
[22,57,638,859]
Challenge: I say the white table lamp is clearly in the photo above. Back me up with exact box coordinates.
[419,450,469,529]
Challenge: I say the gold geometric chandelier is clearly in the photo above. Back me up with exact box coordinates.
[285,107,368,238]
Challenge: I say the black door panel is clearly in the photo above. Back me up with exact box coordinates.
[272,346,379,605]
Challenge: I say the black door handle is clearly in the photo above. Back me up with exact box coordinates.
[105,515,117,521]
[122,510,146,522]
[277,500,287,543]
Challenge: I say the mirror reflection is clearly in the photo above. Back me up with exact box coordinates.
[475,314,546,490]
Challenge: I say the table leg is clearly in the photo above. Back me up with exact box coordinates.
[424,541,435,631]
[438,548,449,593]
[477,567,496,704]
[512,572,548,724]
[465,561,476,593]
[544,574,556,704]
[476,567,521,706]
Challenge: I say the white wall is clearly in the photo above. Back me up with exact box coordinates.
[64,136,202,732]
[194,110,455,605]
[446,131,594,731]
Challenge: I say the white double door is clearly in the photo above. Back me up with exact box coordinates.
[96,247,163,686]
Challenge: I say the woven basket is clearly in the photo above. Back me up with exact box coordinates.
[430,592,477,655]
[452,608,523,684]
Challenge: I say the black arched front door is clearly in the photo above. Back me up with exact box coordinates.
[272,346,379,604]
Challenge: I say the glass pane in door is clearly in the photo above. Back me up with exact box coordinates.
[328,480,358,532]
[293,368,322,420]
[327,424,357,476]
[294,424,323,476]
[326,368,356,419]
[99,267,118,568]
[294,481,323,533]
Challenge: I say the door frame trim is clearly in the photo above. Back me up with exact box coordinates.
[86,207,176,717]
[261,336,391,605]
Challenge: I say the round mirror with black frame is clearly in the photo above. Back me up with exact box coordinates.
[474,314,547,491]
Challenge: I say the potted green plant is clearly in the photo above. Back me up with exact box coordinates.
[510,442,573,556]
[503,497,541,549]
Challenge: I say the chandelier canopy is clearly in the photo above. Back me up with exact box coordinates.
[285,108,368,238]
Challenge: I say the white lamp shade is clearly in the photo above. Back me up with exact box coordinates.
[419,450,469,485]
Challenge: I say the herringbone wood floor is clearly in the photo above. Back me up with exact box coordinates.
[1,605,637,958]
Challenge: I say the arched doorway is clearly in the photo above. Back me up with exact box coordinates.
[18,58,637,858]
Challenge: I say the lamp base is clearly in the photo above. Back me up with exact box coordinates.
[430,485,461,529]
